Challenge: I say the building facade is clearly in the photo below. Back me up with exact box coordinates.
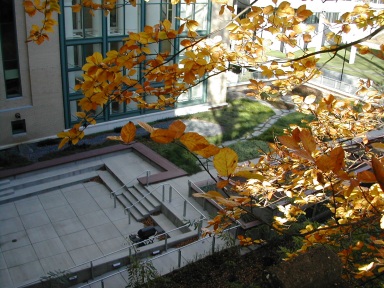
[0,0,227,148]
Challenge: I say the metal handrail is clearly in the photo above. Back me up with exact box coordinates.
[17,182,207,288]
[16,222,202,288]
[110,170,150,198]
[75,225,241,288]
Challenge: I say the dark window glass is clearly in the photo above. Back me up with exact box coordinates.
[11,119,26,134]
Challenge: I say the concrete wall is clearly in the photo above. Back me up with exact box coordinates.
[0,4,65,148]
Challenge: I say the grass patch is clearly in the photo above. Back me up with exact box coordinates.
[140,138,202,175]
[269,48,384,85]
[254,112,315,143]
[228,140,270,162]
[182,98,275,144]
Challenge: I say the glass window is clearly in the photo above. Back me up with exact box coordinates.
[11,119,26,134]
[0,0,21,97]
[180,0,209,31]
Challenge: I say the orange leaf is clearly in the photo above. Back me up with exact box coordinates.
[180,132,210,152]
[193,190,224,199]
[150,129,176,144]
[213,147,238,177]
[278,135,300,150]
[169,120,186,139]
[72,4,82,13]
[195,144,220,158]
[299,129,316,154]
[357,170,377,183]
[58,137,69,150]
[107,136,123,142]
[329,146,345,173]
[120,121,136,144]
[316,155,332,172]
[217,180,229,189]
[372,157,384,192]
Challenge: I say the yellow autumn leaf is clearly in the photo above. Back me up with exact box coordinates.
[195,144,220,158]
[193,190,224,199]
[138,121,155,133]
[381,215,384,229]
[371,142,384,152]
[299,129,317,154]
[278,135,300,150]
[72,4,82,13]
[120,121,136,144]
[213,147,238,177]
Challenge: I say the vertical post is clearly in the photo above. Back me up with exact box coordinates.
[212,236,216,254]
[188,180,192,197]
[165,237,168,252]
[162,185,165,202]
[129,247,132,257]
[101,280,105,288]
[91,261,94,279]
[114,193,117,208]
[169,186,172,203]
[178,250,182,268]
[183,200,187,217]
[146,170,150,186]
[128,209,131,225]
[197,215,203,238]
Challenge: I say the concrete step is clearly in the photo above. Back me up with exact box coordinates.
[0,188,15,197]
[128,185,161,213]
[0,171,98,204]
[115,193,143,221]
[151,213,183,236]
[1,159,104,192]
[98,170,146,222]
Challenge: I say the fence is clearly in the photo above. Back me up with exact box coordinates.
[75,225,240,288]
[17,182,208,288]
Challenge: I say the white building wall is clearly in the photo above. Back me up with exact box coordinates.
[0,3,64,148]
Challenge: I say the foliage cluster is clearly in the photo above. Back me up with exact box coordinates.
[24,0,384,283]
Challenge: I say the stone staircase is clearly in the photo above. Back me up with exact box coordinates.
[98,165,162,222]
[0,159,103,204]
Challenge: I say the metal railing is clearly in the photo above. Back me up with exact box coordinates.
[126,182,207,224]
[309,75,359,96]
[111,170,151,208]
[17,182,207,288]
[75,225,241,288]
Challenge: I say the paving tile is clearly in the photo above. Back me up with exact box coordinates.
[78,210,110,229]
[0,230,31,251]
[46,204,77,223]
[3,245,38,267]
[93,194,115,209]
[87,222,122,243]
[0,217,24,236]
[85,182,110,198]
[113,218,143,237]
[103,206,127,221]
[38,190,68,209]
[39,252,75,274]
[70,197,100,216]
[63,187,93,204]
[0,252,6,269]
[0,203,18,221]
[52,217,85,236]
[61,230,95,251]
[0,268,14,288]
[8,260,44,287]
[14,196,44,216]
[26,223,59,244]
[96,236,129,255]
[20,210,50,229]
[33,237,67,259]
[68,244,103,266]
